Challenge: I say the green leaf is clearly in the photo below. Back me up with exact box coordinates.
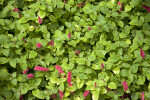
[131,64,138,73]
[79,73,87,79]
[94,50,106,58]
[2,49,9,57]
[59,83,64,92]
[0,57,9,64]
[40,25,48,33]
[0,67,10,80]
[18,17,28,23]
[0,0,4,4]
[113,67,120,74]
[9,59,16,68]
[91,64,100,70]
[108,82,117,89]
[32,89,46,99]
[38,11,46,18]
[130,0,140,7]
[29,50,37,59]
[83,3,93,14]
[92,90,99,99]
[76,58,86,65]
[118,21,124,28]
[125,5,132,12]
[50,77,59,83]
[123,25,130,35]
[68,40,76,47]
[11,79,17,85]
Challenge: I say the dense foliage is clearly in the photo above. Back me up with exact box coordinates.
[0,0,150,100]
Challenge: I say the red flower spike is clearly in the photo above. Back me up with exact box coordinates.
[122,81,128,91]
[71,92,74,95]
[27,74,34,78]
[19,13,21,18]
[88,27,91,30]
[77,2,85,7]
[38,16,42,24]
[34,66,49,71]
[83,90,90,98]
[95,82,97,87]
[140,49,145,58]
[142,5,150,13]
[67,71,73,87]
[120,94,127,99]
[74,50,80,55]
[50,94,57,99]
[14,40,15,45]
[36,43,42,48]
[68,31,71,39]
[101,62,104,69]
[118,2,123,11]
[19,95,23,100]
[13,8,19,12]
[22,68,29,74]
[141,92,144,100]
[55,65,64,73]
[59,90,64,99]
[48,40,54,47]
[107,86,111,91]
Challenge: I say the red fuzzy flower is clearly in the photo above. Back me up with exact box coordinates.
[107,86,111,91]
[118,2,122,11]
[59,90,64,99]
[36,43,42,48]
[19,95,23,100]
[141,92,144,100]
[140,49,145,58]
[55,65,64,73]
[13,8,19,12]
[77,2,85,7]
[38,16,42,24]
[74,50,80,55]
[142,5,150,13]
[95,82,97,87]
[122,81,128,91]
[34,66,49,71]
[50,94,57,99]
[118,2,123,13]
[13,8,21,18]
[88,27,91,30]
[67,71,73,87]
[101,62,104,68]
[68,31,71,39]
[27,74,34,78]
[47,40,54,47]
[22,68,29,74]
[83,90,90,98]
[71,92,74,95]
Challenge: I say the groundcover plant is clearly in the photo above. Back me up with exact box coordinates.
[0,0,150,100]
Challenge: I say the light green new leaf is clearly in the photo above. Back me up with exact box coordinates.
[76,58,86,65]
[29,50,37,59]
[108,82,117,89]
[125,5,132,12]
[32,89,46,99]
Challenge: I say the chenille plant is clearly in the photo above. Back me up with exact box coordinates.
[0,0,150,100]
